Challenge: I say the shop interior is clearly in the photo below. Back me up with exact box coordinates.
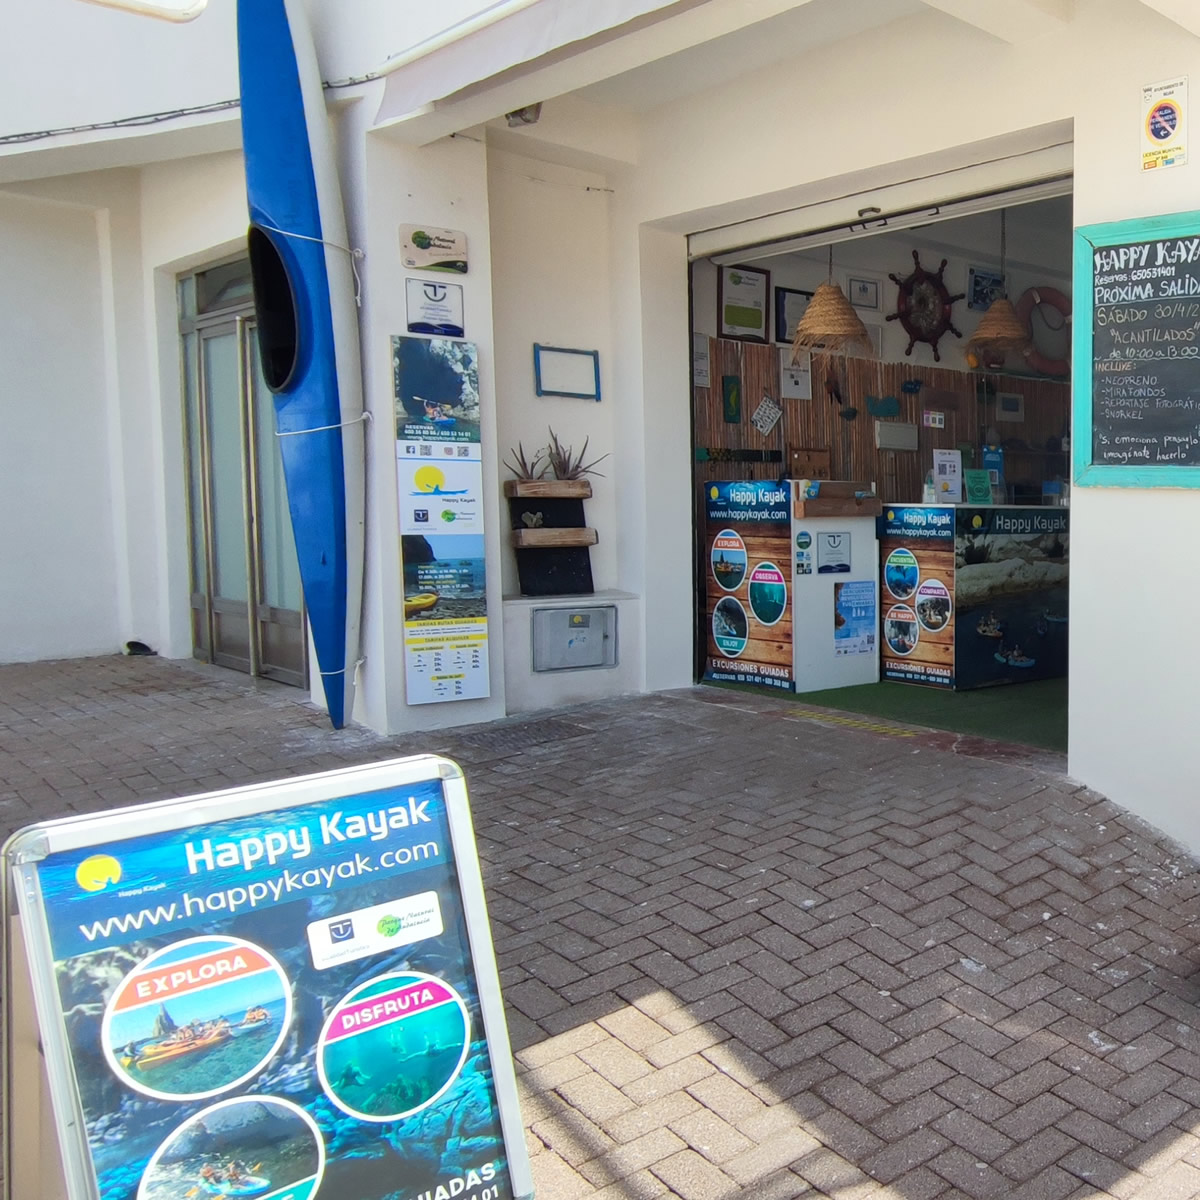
[690,186,1073,751]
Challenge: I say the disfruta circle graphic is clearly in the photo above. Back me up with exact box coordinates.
[317,972,471,1121]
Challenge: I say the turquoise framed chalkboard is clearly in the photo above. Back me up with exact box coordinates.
[1075,209,1200,487]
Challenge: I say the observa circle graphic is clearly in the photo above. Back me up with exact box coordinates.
[747,562,787,626]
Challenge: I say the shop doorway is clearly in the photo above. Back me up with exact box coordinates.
[179,259,306,687]
[689,177,1074,752]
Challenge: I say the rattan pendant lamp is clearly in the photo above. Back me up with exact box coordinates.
[967,209,1030,362]
[791,246,872,361]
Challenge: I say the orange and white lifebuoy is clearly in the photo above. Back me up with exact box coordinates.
[1014,286,1071,377]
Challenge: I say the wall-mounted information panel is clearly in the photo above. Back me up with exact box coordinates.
[1075,210,1200,487]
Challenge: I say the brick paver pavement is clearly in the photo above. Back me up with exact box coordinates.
[4,656,1200,1199]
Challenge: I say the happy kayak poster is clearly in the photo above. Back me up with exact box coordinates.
[394,336,491,706]
[5,758,531,1200]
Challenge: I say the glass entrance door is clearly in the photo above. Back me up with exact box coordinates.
[181,263,305,686]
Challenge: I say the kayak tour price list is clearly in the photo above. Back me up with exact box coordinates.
[1091,236,1200,467]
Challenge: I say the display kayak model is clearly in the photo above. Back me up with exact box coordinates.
[237,0,365,729]
[198,1174,271,1198]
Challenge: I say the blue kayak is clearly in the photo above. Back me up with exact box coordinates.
[237,0,364,729]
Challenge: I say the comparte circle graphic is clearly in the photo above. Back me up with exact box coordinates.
[137,1096,325,1200]
[317,971,471,1122]
[102,935,292,1102]
[747,562,787,626]
[712,596,749,658]
[914,579,951,632]
[884,547,919,600]
[710,529,748,591]
[885,605,920,657]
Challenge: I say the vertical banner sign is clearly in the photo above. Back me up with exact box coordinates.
[393,337,490,704]
[703,480,793,691]
[3,757,533,1200]
[1142,76,1187,172]
[879,506,956,688]
[953,508,1070,689]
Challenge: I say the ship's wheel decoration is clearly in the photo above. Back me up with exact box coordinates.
[887,251,965,361]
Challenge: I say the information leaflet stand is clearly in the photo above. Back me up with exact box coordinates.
[2,755,533,1200]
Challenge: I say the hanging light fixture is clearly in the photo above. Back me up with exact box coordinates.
[966,209,1030,361]
[791,246,872,361]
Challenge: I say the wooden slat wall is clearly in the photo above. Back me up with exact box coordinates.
[692,337,1069,501]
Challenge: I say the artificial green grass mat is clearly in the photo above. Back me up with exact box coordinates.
[707,677,1068,752]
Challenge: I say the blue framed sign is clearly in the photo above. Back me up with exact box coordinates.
[1075,210,1200,487]
[3,756,533,1200]
[532,344,601,401]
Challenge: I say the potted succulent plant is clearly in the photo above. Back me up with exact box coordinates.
[503,430,607,596]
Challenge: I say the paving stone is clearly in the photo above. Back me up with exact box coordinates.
[648,1149,734,1200]
[993,1128,1079,1183]
[928,1145,1011,1199]
[724,1127,824,1185]
[862,1128,952,1183]
[667,1109,752,1165]
[579,1128,688,1187]
[12,662,1200,1200]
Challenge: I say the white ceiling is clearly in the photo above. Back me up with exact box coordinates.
[575,0,925,113]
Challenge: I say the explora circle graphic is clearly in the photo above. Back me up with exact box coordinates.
[711,529,748,591]
[102,936,292,1102]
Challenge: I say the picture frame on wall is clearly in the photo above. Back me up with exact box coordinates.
[718,264,771,342]
[845,272,885,315]
[774,287,814,343]
[846,323,883,359]
[968,266,1005,311]
[996,390,1025,422]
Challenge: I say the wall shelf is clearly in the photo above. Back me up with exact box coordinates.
[511,527,598,549]
[503,479,592,499]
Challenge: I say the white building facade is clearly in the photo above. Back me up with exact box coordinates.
[3,0,1200,848]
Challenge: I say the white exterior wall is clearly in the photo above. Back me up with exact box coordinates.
[139,150,250,658]
[487,149,616,594]
[356,124,509,732]
[8,0,1200,849]
[597,0,1199,848]
[0,192,118,661]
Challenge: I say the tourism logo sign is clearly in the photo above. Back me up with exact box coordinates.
[4,757,532,1200]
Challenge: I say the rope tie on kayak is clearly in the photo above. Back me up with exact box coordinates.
[256,222,365,305]
[319,657,365,677]
[275,411,372,438]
